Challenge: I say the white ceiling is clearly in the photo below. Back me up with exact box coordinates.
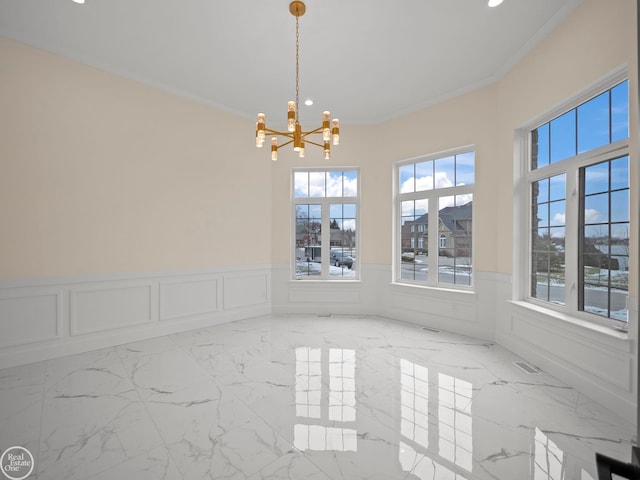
[0,0,582,125]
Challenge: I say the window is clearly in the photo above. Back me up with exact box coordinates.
[396,149,474,287]
[524,77,629,326]
[294,169,359,279]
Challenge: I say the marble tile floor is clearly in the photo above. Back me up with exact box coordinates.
[0,314,635,479]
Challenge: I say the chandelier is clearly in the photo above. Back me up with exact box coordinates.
[255,1,340,161]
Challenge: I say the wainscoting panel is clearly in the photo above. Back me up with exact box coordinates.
[288,282,362,304]
[71,284,153,335]
[160,277,219,321]
[223,272,269,310]
[0,290,61,348]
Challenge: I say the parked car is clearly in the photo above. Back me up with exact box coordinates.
[330,251,354,269]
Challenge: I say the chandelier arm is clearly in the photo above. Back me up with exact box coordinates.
[302,139,325,148]
[264,128,294,138]
[301,127,324,136]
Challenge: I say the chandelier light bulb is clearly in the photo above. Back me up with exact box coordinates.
[322,111,331,142]
[256,113,266,147]
[271,137,278,161]
[332,119,340,146]
[287,101,297,132]
[324,142,331,160]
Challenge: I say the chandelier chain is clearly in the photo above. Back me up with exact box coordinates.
[295,14,300,123]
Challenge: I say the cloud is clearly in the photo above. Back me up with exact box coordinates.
[342,219,356,231]
[552,213,565,225]
[584,208,601,224]
[434,172,454,189]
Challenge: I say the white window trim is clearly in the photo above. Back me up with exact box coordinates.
[513,67,630,331]
[393,146,475,290]
[291,168,361,281]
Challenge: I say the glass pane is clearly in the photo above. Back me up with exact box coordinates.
[330,204,342,218]
[611,156,629,190]
[584,161,609,195]
[415,199,428,216]
[549,227,566,245]
[401,200,415,218]
[294,171,309,197]
[584,225,607,248]
[536,204,549,228]
[295,204,322,277]
[611,223,629,242]
[455,152,475,186]
[584,193,609,224]
[531,186,565,306]
[577,91,610,154]
[400,164,415,193]
[342,171,358,197]
[549,174,565,201]
[343,203,356,218]
[531,251,550,301]
[401,199,429,283]
[308,204,321,220]
[329,202,356,278]
[434,156,455,188]
[549,201,565,226]
[415,161,434,191]
[453,259,472,286]
[309,172,326,197]
[326,171,344,197]
[610,190,628,223]
[438,195,472,285]
[533,178,549,204]
[532,124,549,169]
[533,228,551,251]
[550,110,576,164]
[611,81,629,142]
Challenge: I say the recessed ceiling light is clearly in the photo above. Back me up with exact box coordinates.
[72,0,85,4]
[488,0,503,6]
[304,99,314,106]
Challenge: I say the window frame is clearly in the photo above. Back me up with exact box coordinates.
[292,168,360,281]
[515,69,630,330]
[394,146,475,289]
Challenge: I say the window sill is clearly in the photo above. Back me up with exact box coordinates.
[391,281,476,297]
[508,300,630,343]
[290,279,362,284]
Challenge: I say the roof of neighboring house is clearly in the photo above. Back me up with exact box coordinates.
[406,202,472,233]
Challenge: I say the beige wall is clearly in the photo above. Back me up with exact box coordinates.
[0,37,271,278]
